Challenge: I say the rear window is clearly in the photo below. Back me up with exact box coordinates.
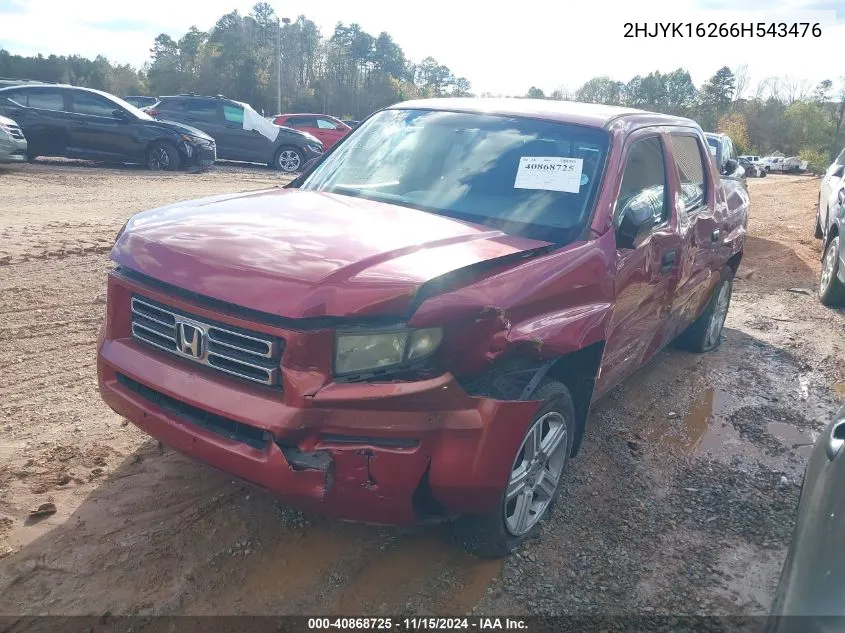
[23,90,65,112]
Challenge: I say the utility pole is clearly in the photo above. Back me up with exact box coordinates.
[277,16,290,116]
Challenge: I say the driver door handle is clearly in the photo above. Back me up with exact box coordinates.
[826,419,845,461]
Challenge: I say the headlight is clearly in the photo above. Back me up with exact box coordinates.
[334,327,444,375]
[306,143,322,153]
[180,134,207,145]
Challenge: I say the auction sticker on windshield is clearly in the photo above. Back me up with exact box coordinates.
[514,156,583,193]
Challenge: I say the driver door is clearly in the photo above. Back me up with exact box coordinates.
[66,90,131,159]
[597,129,682,396]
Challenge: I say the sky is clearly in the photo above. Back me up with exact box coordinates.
[0,0,842,97]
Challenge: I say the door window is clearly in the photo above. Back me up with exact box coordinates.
[316,118,338,130]
[670,135,708,213]
[614,135,668,229]
[287,116,318,128]
[23,90,65,112]
[184,99,219,120]
[71,92,118,117]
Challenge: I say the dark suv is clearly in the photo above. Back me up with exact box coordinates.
[148,95,323,172]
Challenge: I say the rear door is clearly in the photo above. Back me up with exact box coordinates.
[664,131,720,338]
[598,129,683,394]
[1,88,72,157]
[173,98,225,153]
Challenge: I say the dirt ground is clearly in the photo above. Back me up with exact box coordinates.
[0,162,843,619]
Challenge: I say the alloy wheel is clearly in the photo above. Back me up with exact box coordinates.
[504,411,569,536]
[278,150,301,172]
[149,147,170,170]
[821,237,839,295]
[705,279,731,348]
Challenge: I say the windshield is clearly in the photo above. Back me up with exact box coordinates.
[300,109,609,243]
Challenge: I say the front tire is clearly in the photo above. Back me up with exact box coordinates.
[819,236,845,307]
[675,267,734,353]
[146,141,180,171]
[273,146,304,173]
[450,379,575,559]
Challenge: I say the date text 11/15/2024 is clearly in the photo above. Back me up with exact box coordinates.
[307,617,529,630]
[623,22,822,38]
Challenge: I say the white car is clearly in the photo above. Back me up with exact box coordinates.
[817,147,845,239]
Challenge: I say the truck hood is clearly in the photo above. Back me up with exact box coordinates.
[112,189,550,319]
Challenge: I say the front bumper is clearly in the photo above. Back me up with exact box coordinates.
[182,141,216,169]
[97,271,540,525]
[0,138,27,163]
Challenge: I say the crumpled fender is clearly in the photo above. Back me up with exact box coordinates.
[505,301,613,357]
[409,235,616,375]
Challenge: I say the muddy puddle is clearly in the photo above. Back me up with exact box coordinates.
[637,386,741,458]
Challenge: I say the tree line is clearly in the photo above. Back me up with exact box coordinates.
[1,5,841,169]
[522,67,844,172]
[0,2,470,120]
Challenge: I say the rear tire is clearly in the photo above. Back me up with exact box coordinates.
[675,266,734,353]
[819,236,845,307]
[450,378,575,559]
[273,146,304,173]
[146,141,180,171]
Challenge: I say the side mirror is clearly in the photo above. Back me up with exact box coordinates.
[616,198,658,250]
[723,159,739,175]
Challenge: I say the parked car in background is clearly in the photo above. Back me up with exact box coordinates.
[149,95,323,172]
[0,85,216,171]
[123,95,158,109]
[816,147,845,241]
[705,132,746,187]
[762,156,804,173]
[272,113,352,150]
[740,154,761,164]
[816,180,845,306]
[342,119,360,128]
[738,156,766,178]
[766,405,845,632]
[98,98,748,558]
[0,114,27,164]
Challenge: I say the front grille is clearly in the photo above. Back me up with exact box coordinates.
[117,373,270,450]
[130,295,283,387]
[6,125,24,140]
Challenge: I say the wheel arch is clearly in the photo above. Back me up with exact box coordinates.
[459,340,605,459]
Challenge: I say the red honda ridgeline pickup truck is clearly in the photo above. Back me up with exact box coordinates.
[97,99,748,558]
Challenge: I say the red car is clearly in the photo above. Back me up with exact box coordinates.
[272,113,351,150]
[98,99,748,558]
